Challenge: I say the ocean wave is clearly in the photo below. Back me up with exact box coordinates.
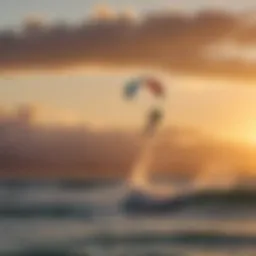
[0,247,183,256]
[4,231,253,256]
[57,179,119,190]
[0,250,72,256]
[0,203,93,219]
[0,179,118,191]
[122,188,256,217]
[81,230,256,248]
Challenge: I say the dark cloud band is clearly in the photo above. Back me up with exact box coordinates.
[1,9,256,78]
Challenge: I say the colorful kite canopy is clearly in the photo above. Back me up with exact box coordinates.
[123,76,166,136]
[124,78,141,98]
[124,77,165,99]
[145,77,164,97]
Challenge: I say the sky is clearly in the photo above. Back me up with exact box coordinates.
[1,0,256,144]
[0,0,255,28]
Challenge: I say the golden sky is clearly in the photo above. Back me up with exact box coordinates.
[1,2,256,181]
[1,4,256,145]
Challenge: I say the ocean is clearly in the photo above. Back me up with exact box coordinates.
[0,178,255,256]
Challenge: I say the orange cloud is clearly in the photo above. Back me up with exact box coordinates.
[0,108,255,183]
[91,4,118,20]
[0,9,256,79]
[204,40,256,63]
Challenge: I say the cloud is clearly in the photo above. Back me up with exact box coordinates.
[33,105,87,126]
[0,106,140,178]
[0,103,86,127]
[91,4,118,20]
[1,8,256,79]
[204,40,256,63]
[23,14,47,30]
[0,106,255,184]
